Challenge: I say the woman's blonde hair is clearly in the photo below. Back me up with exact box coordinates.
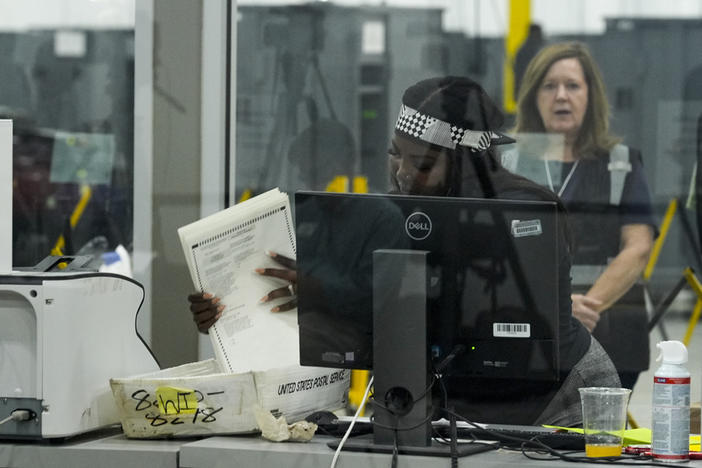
[514,42,620,158]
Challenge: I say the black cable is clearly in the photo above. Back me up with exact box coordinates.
[520,438,681,467]
[442,407,593,453]
[433,363,449,410]
[435,364,564,451]
[133,277,162,368]
[434,345,467,374]
[444,408,682,467]
[432,366,460,448]
[449,408,458,468]
[374,353,459,416]
[431,426,459,445]
[370,372,439,423]
[433,365,462,466]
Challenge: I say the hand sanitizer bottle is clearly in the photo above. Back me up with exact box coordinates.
[652,340,690,462]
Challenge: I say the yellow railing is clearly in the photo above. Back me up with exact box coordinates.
[50,184,92,260]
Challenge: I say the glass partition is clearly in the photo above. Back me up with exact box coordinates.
[233,1,702,293]
[6,0,702,429]
[5,6,134,269]
[231,1,702,428]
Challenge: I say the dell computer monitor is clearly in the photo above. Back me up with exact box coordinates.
[294,191,561,427]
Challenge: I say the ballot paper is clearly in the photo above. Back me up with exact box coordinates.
[178,188,298,374]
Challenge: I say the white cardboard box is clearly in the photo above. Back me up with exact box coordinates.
[110,360,349,438]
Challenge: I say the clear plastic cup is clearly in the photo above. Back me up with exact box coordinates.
[578,387,632,457]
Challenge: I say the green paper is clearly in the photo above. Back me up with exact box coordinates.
[543,425,652,445]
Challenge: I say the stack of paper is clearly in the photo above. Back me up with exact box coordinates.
[178,188,298,374]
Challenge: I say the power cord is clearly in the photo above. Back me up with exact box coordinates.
[391,427,399,468]
[0,410,33,426]
[520,438,680,467]
[369,370,440,431]
[442,408,562,448]
[441,408,680,467]
[329,375,374,468]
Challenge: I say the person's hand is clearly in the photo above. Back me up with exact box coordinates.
[571,294,602,332]
[256,251,298,312]
[188,292,223,334]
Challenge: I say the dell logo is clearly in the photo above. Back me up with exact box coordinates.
[405,212,432,240]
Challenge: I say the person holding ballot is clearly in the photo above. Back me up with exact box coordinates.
[189,250,298,333]
[189,75,620,425]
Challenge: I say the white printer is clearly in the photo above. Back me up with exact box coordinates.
[0,256,160,439]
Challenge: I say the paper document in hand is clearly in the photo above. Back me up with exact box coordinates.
[178,188,298,374]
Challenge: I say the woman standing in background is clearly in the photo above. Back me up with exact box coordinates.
[508,42,657,389]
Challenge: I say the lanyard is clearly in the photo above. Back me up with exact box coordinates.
[544,159,579,197]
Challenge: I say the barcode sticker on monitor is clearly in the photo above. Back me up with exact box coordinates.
[511,219,542,238]
[493,323,531,338]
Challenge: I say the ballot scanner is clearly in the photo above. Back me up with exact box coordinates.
[0,258,160,439]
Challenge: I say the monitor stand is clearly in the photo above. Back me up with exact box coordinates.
[329,249,492,458]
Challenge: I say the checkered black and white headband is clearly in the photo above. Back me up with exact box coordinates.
[394,104,515,151]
